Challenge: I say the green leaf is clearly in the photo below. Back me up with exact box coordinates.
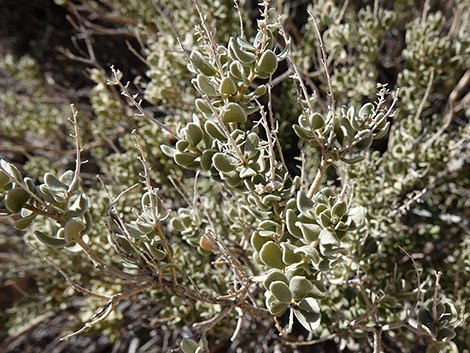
[64,219,86,243]
[259,241,285,269]
[44,172,67,190]
[286,209,302,239]
[299,222,322,243]
[174,152,198,167]
[358,102,374,118]
[269,281,292,304]
[219,76,238,95]
[190,50,216,76]
[221,102,247,123]
[5,187,30,213]
[186,123,204,146]
[309,113,325,130]
[294,297,321,332]
[318,229,339,246]
[265,291,288,316]
[229,37,256,64]
[35,230,67,248]
[331,201,347,218]
[256,49,278,76]
[66,194,88,218]
[212,153,237,173]
[181,338,199,353]
[263,269,289,290]
[0,159,22,181]
[0,170,10,189]
[348,206,366,228]
[289,276,314,300]
[200,149,216,171]
[14,213,37,230]
[281,242,303,265]
[296,191,314,213]
[204,120,227,141]
[160,145,177,158]
[195,98,212,115]
[436,328,456,342]
[196,74,217,96]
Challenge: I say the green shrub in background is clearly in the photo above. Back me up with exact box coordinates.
[0,0,469,352]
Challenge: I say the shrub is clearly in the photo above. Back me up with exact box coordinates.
[0,0,468,352]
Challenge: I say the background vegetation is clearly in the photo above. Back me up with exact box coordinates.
[0,0,468,352]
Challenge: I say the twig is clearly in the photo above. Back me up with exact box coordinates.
[395,244,422,314]
[60,282,153,340]
[108,67,177,137]
[432,271,442,322]
[308,11,336,146]
[27,240,108,300]
[307,158,331,199]
[65,105,83,202]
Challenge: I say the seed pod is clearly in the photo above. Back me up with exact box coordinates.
[199,233,217,252]
[5,187,30,213]
[212,153,237,173]
[204,120,227,141]
[221,102,247,123]
[256,49,278,77]
[186,123,204,146]
[259,241,284,269]
[219,76,238,95]
[270,281,292,304]
[190,50,216,76]
[35,230,67,248]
